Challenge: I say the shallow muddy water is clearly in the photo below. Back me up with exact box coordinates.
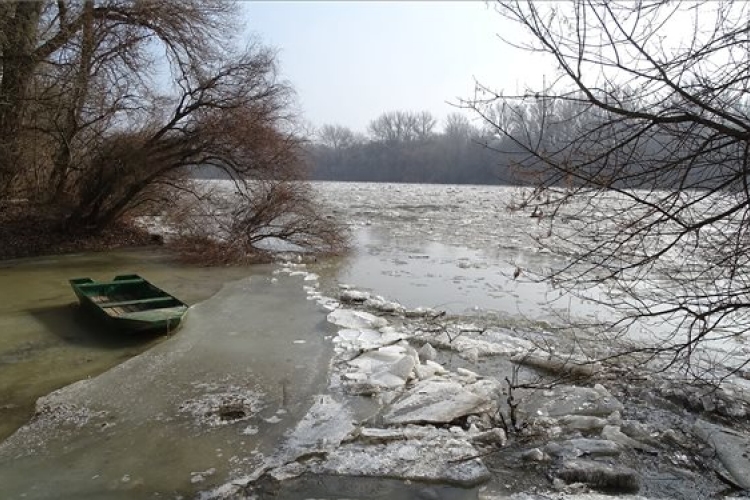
[0,271,336,498]
[0,248,258,442]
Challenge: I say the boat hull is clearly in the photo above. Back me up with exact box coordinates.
[70,274,188,335]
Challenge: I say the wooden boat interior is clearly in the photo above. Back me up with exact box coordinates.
[73,277,182,317]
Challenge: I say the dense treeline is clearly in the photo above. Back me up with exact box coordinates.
[474,92,743,191]
[306,111,519,185]
[307,100,740,188]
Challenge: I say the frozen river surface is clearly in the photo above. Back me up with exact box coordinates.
[311,182,598,323]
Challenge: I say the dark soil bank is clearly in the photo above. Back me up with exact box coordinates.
[0,203,158,261]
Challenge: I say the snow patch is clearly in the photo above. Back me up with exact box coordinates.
[178,383,264,427]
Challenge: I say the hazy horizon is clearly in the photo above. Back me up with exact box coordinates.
[241,1,551,133]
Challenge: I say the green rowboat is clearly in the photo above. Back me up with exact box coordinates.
[69,274,188,334]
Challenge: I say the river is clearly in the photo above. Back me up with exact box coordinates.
[0,181,748,499]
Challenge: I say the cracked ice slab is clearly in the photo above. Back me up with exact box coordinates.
[341,344,418,393]
[519,384,623,420]
[311,429,491,487]
[280,395,355,454]
[334,327,406,351]
[421,328,536,358]
[693,419,750,490]
[383,378,497,425]
[327,308,389,330]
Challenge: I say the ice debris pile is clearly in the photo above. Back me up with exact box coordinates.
[211,262,513,493]
[215,261,750,498]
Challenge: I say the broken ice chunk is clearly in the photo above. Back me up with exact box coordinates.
[383,379,494,425]
[327,309,388,330]
[418,343,437,363]
[340,290,370,303]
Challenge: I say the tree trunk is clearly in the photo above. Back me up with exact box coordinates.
[49,0,95,202]
[0,1,42,198]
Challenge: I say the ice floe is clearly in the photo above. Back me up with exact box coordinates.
[310,428,491,487]
[414,324,537,359]
[693,419,750,489]
[519,384,624,420]
[383,378,499,425]
[343,343,418,394]
[340,289,370,303]
[327,308,389,330]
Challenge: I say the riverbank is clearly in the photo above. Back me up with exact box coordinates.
[4,251,748,499]
[0,203,159,261]
[0,270,333,498]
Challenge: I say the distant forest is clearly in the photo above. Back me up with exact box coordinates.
[305,111,519,185]
[194,104,731,189]
[304,104,733,189]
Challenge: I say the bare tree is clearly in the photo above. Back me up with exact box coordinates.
[65,43,294,230]
[0,0,234,199]
[368,110,437,143]
[317,124,357,151]
[414,110,437,141]
[443,112,475,141]
[168,179,348,265]
[367,111,401,143]
[0,2,43,196]
[0,1,344,262]
[469,1,750,381]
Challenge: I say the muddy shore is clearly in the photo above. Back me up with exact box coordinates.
[0,204,160,261]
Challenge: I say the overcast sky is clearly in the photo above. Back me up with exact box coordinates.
[240,1,549,134]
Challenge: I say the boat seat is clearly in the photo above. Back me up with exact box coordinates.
[99,297,176,308]
[76,279,144,288]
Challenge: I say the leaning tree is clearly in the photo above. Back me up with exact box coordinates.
[0,0,235,199]
[0,1,344,259]
[470,0,750,382]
